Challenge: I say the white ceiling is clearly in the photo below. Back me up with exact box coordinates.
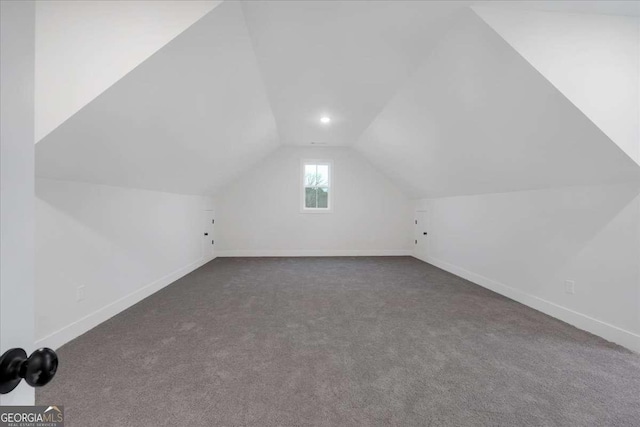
[241,0,472,146]
[35,0,221,142]
[355,9,640,198]
[475,1,640,17]
[36,1,278,195]
[34,0,640,198]
[474,6,639,164]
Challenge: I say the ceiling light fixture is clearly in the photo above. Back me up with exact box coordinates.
[320,116,331,124]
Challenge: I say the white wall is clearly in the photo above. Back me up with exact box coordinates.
[415,183,640,352]
[35,179,215,349]
[0,0,35,406]
[474,7,640,164]
[215,146,412,256]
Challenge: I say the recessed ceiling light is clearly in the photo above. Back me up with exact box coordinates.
[320,116,331,124]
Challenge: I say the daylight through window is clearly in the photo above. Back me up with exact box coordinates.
[302,161,331,211]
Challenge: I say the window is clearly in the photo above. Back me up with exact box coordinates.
[301,160,332,212]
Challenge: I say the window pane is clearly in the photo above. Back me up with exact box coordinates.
[317,187,329,208]
[316,165,329,186]
[304,164,317,187]
[305,187,317,208]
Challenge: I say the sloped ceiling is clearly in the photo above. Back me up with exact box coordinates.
[35,0,222,142]
[354,8,640,198]
[35,1,640,199]
[36,1,279,195]
[473,7,640,164]
[240,0,472,146]
[474,1,640,17]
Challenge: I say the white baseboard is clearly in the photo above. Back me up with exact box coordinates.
[35,256,216,350]
[415,254,640,353]
[216,249,413,257]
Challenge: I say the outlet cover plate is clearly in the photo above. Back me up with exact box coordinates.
[565,280,575,295]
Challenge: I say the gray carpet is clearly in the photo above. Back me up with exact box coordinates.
[37,257,640,426]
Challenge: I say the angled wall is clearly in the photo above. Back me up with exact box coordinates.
[35,0,279,195]
[473,7,640,164]
[35,0,221,142]
[355,9,640,199]
[215,147,412,256]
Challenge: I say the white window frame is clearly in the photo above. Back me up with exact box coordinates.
[300,159,333,213]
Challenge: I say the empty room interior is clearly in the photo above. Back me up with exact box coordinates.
[2,0,640,425]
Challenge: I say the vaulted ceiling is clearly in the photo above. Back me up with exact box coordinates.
[35,0,222,142]
[355,8,640,198]
[473,6,639,162]
[36,1,278,195]
[240,0,472,146]
[35,0,640,197]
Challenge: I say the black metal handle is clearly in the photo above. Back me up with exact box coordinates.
[0,348,58,394]
[423,232,428,235]
[204,233,208,236]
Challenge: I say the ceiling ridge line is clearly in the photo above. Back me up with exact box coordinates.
[237,0,284,148]
[353,7,476,148]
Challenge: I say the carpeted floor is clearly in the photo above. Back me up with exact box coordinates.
[38,257,640,426]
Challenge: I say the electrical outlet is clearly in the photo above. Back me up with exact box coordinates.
[565,280,575,295]
[76,285,85,301]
